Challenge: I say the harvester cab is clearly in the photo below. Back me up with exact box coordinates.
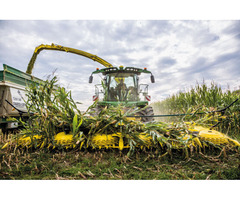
[89,66,155,122]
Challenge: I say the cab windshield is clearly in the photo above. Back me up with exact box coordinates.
[105,73,138,101]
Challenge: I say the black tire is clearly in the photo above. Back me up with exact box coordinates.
[1,126,8,134]
[137,106,154,122]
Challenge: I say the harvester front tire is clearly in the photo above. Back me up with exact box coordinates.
[138,106,154,123]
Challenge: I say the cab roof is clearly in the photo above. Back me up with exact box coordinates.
[92,66,152,75]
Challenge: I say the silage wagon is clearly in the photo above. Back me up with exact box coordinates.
[0,64,42,133]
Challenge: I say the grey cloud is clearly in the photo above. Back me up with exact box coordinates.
[235,33,240,40]
[188,57,209,74]
[145,20,173,36]
[196,34,220,46]
[214,51,240,65]
[183,50,240,84]
[110,21,148,41]
[170,21,220,46]
[222,20,240,40]
[95,20,172,47]
[157,57,177,68]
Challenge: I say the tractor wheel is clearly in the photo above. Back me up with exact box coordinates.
[138,106,154,123]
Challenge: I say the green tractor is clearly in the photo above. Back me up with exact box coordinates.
[89,66,155,122]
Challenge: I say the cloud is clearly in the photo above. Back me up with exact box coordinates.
[222,20,240,40]
[157,57,177,68]
[0,20,240,110]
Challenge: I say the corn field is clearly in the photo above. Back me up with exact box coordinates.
[152,82,240,138]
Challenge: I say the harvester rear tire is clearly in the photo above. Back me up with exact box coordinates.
[138,106,154,123]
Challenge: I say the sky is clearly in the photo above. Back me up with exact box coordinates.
[0,20,240,110]
[1,20,240,110]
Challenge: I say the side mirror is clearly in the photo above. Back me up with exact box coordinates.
[150,74,155,83]
[89,75,93,83]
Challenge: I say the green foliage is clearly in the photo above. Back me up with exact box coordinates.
[0,150,239,180]
[152,82,240,137]
[23,76,83,143]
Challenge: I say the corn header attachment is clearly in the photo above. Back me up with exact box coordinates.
[2,114,240,153]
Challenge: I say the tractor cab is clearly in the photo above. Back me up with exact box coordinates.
[106,71,138,101]
[89,66,155,107]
